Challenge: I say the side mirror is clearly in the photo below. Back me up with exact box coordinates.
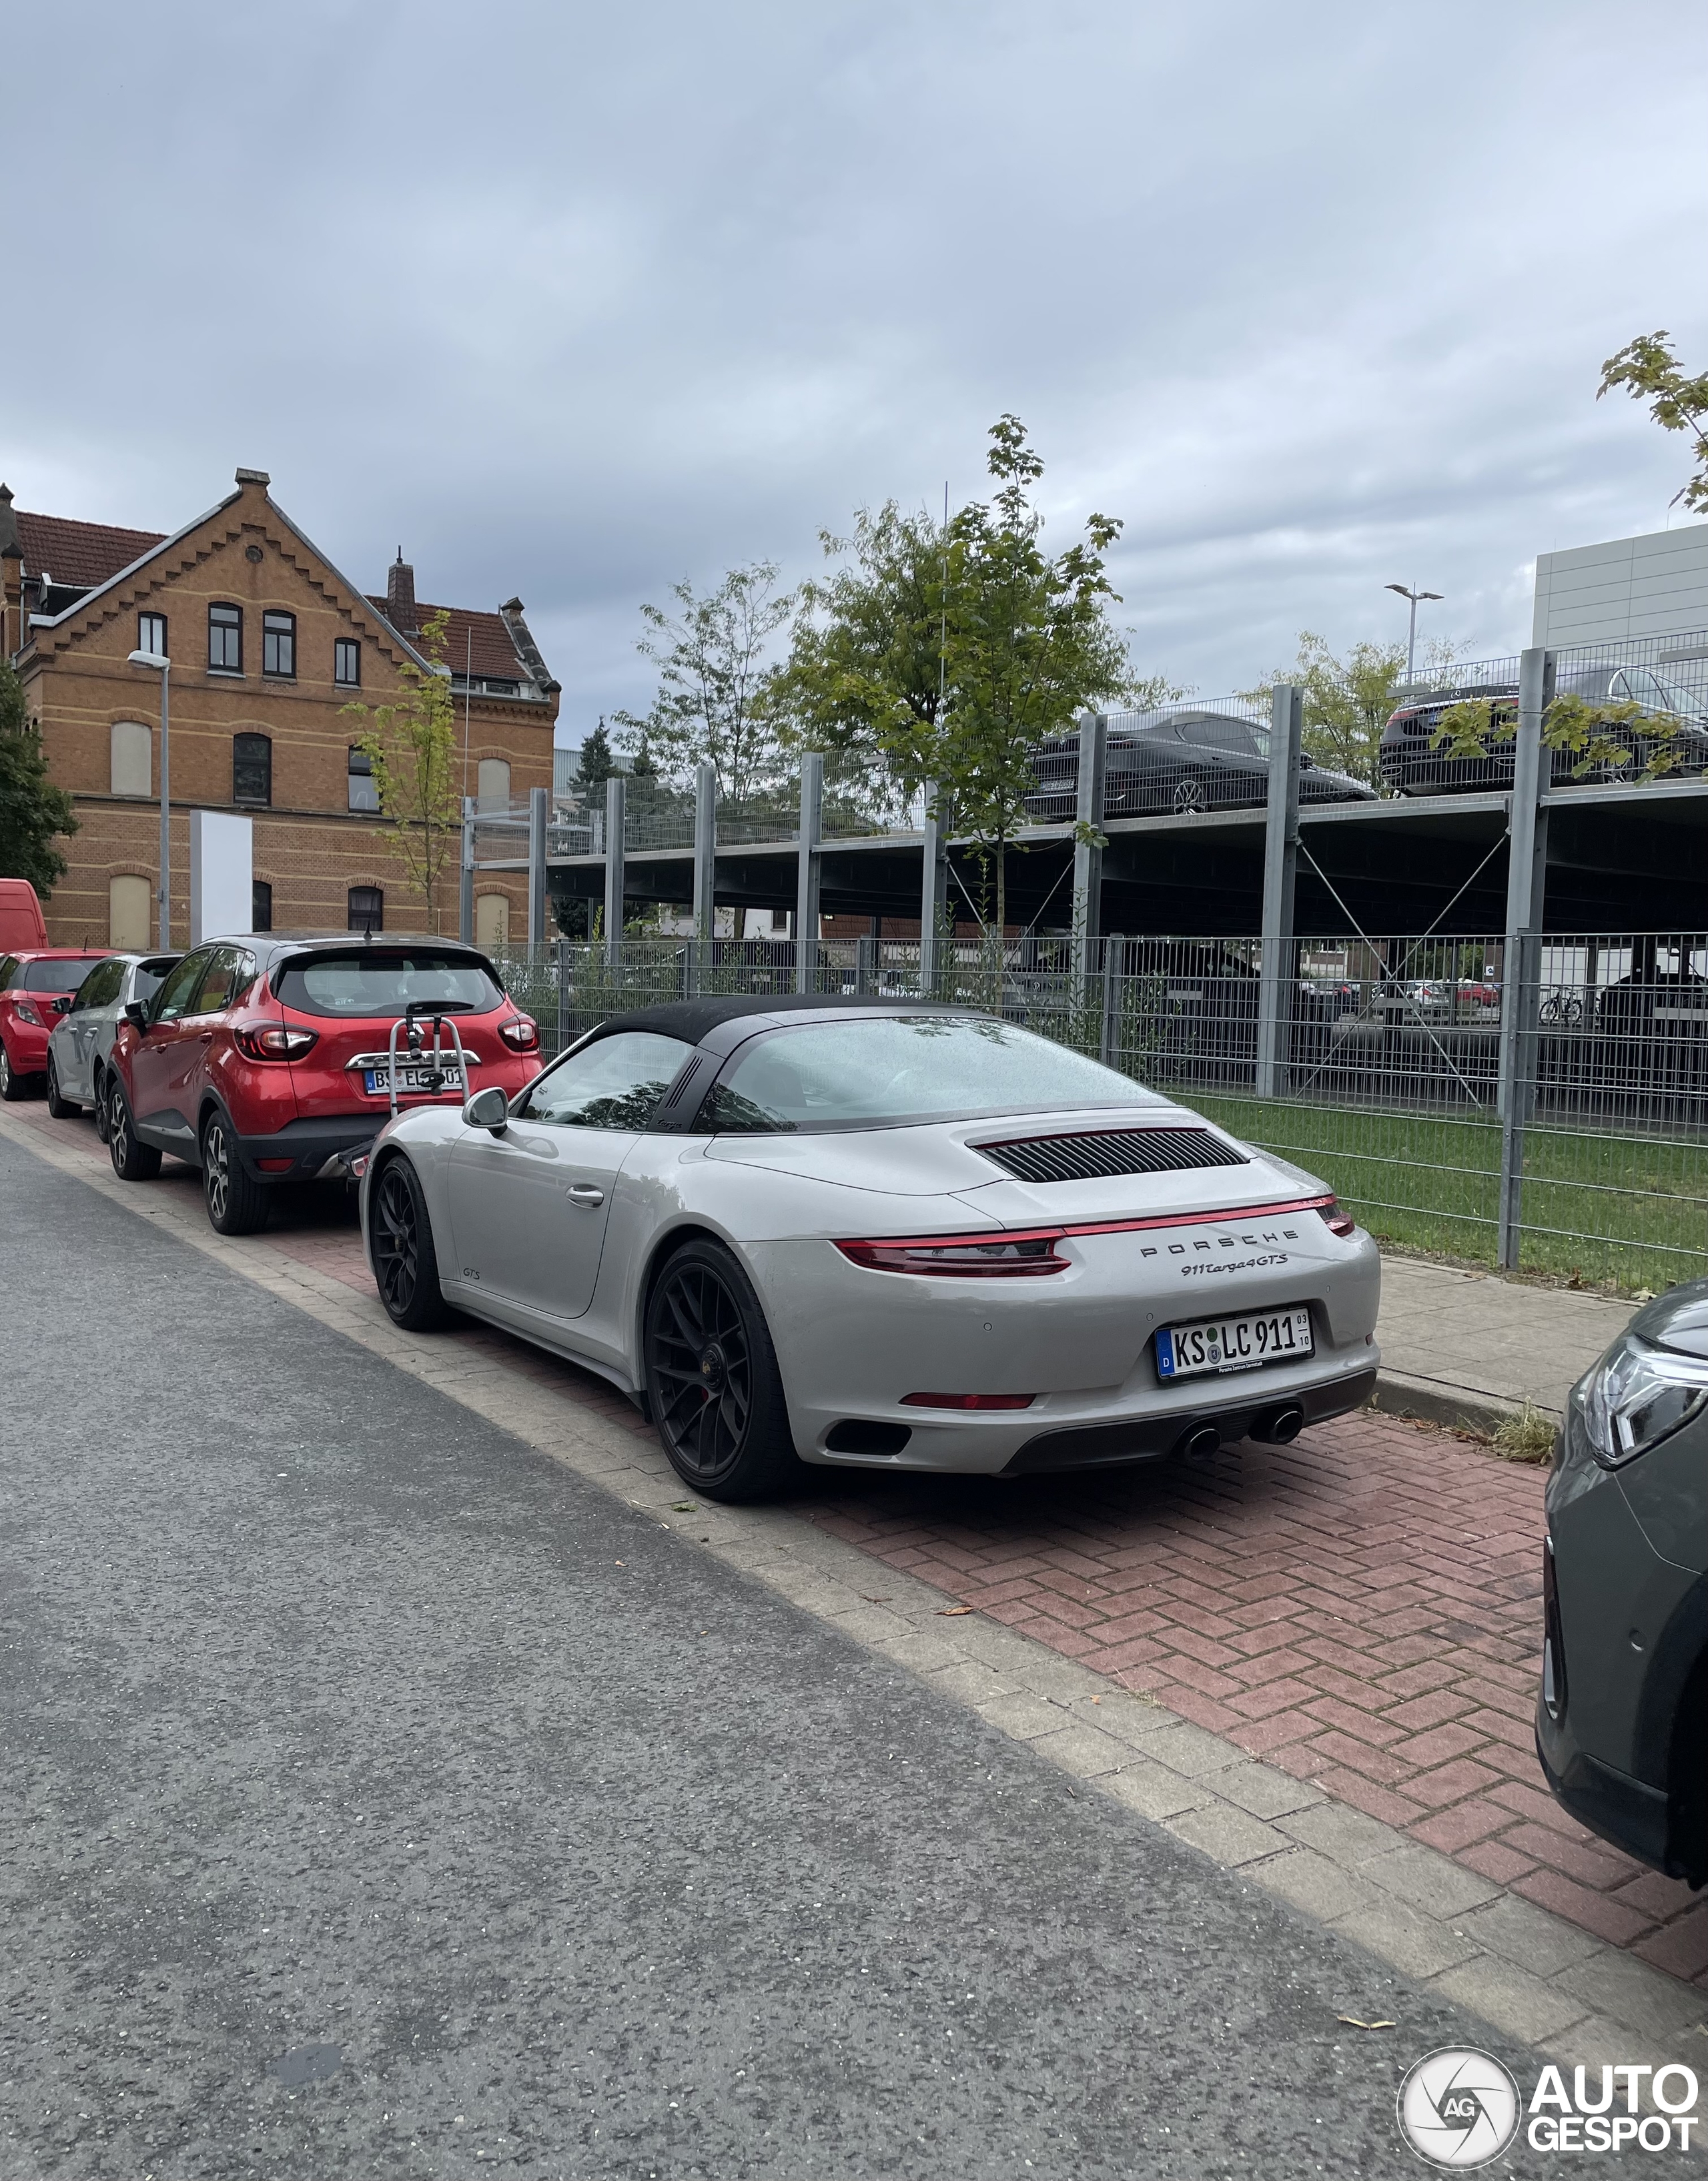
[463,1084,509,1135]
[51,994,73,1015]
[123,1000,150,1033]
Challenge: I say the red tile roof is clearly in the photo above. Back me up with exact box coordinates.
[16,510,166,589]
[367,598,528,682]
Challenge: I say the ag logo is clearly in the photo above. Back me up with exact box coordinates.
[1396,2048,1521,2168]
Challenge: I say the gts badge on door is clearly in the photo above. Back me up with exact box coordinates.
[462,1267,481,1280]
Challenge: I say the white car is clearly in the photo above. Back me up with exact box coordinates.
[45,952,179,1136]
[359,997,1380,1500]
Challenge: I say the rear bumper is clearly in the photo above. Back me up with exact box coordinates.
[1003,1366,1376,1474]
[234,1117,378,1183]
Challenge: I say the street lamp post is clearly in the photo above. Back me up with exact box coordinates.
[1385,583,1442,687]
[127,647,171,947]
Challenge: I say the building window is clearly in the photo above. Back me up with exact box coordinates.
[209,602,243,673]
[262,610,296,679]
[334,637,361,688]
[252,879,274,932]
[476,893,510,948]
[348,886,384,935]
[233,733,272,806]
[770,907,789,933]
[109,875,152,949]
[348,747,380,811]
[110,720,152,797]
[137,611,167,660]
[476,757,512,811]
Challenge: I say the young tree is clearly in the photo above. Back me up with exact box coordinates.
[884,416,1132,933]
[614,564,794,809]
[343,608,460,933]
[1599,332,1708,514]
[0,657,77,897]
[1247,631,1463,788]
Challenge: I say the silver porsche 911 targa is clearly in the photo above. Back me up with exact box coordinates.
[360,995,1380,1500]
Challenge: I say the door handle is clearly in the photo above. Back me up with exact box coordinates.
[565,1184,604,1206]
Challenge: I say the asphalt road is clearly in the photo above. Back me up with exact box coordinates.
[0,1134,1557,2180]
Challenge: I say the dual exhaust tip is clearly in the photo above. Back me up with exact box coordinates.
[1178,1404,1304,1461]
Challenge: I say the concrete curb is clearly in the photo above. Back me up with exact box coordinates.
[1,1105,1701,2085]
[1369,1369,1540,1437]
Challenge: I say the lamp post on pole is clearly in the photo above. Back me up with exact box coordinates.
[127,647,171,946]
[1384,582,1442,687]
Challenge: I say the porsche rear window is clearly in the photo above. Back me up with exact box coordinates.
[705,1015,1163,1132]
[20,958,107,992]
[276,953,504,1019]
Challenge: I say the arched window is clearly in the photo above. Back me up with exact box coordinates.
[109,875,152,948]
[110,721,152,797]
[476,893,511,947]
[233,733,272,805]
[477,758,512,810]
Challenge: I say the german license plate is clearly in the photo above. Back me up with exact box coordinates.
[1156,1307,1312,1380]
[364,1065,463,1095]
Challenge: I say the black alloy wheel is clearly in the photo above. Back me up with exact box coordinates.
[45,1053,80,1119]
[107,1081,162,1180]
[644,1238,799,1502]
[201,1111,270,1236]
[0,1042,25,1102]
[370,1158,450,1330]
[92,1068,112,1144]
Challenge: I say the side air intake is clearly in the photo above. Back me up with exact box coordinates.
[975,1127,1250,1185]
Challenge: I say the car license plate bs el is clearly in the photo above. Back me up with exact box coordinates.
[1156,1307,1312,1380]
[364,1065,463,1095]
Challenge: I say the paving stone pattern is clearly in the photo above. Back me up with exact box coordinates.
[12,1100,1705,1994]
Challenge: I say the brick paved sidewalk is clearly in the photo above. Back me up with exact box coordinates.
[12,1100,1703,1989]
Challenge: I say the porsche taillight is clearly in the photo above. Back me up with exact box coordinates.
[835,1232,1070,1277]
[1318,1200,1356,1238]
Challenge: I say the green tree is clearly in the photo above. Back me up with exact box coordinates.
[1599,332,1708,514]
[0,658,77,897]
[614,563,794,808]
[343,608,460,933]
[885,416,1132,933]
[1247,630,1463,789]
[575,717,617,796]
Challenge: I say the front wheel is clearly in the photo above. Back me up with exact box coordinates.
[370,1158,451,1330]
[201,1112,270,1235]
[107,1081,163,1180]
[45,1054,81,1119]
[644,1238,799,1502]
[92,1068,113,1144]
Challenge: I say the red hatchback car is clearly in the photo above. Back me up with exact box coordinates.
[105,932,541,1233]
[0,949,114,1101]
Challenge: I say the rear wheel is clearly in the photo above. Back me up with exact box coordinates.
[107,1080,162,1180]
[370,1158,451,1330]
[45,1053,81,1119]
[201,1111,270,1236]
[0,1042,27,1102]
[644,1238,799,1502]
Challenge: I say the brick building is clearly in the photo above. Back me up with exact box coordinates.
[0,468,559,949]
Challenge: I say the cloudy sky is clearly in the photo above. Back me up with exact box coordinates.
[11,0,1705,746]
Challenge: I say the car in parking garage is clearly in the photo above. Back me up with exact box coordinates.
[1379,664,1708,796]
[44,952,178,1134]
[1027,711,1378,821]
[358,993,1381,1500]
[1538,1284,1707,1888]
[104,932,541,1234]
[0,949,115,1100]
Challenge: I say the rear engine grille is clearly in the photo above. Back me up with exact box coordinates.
[975,1126,1250,1184]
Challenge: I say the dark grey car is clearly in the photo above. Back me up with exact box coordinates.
[1027,711,1377,822]
[45,953,177,1139]
[1537,1282,1708,1886]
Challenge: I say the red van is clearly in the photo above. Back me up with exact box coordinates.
[0,880,50,953]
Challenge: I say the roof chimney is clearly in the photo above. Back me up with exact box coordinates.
[0,484,19,562]
[387,549,418,636]
[234,466,271,488]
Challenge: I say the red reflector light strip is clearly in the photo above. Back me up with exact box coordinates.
[835,1196,1338,1276]
[901,1392,1035,1410]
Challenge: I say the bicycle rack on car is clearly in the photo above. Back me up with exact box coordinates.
[384,1006,475,1118]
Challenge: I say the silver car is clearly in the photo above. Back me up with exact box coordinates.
[46,953,178,1138]
[358,995,1381,1501]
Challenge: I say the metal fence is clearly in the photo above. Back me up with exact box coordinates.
[488,928,1708,1295]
